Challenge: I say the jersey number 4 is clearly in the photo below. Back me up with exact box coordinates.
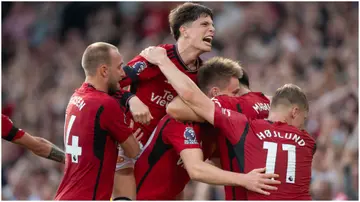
[263,141,295,184]
[65,115,82,163]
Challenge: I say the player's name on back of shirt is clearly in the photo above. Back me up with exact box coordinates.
[252,102,270,114]
[69,95,86,111]
[256,129,306,146]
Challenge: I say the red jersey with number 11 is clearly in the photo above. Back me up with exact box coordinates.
[213,105,316,200]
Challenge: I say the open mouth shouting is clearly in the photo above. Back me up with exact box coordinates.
[203,36,213,46]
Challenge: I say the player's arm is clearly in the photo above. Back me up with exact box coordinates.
[113,89,153,125]
[140,47,215,124]
[13,133,65,163]
[166,96,205,122]
[104,99,141,159]
[181,148,280,195]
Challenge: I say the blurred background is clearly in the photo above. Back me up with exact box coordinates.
[1,2,358,200]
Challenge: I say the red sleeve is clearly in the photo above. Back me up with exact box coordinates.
[163,121,201,155]
[119,55,161,87]
[213,105,248,145]
[2,114,25,141]
[213,95,241,111]
[101,99,132,143]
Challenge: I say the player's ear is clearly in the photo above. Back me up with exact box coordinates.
[209,87,220,98]
[99,65,108,78]
[179,26,188,38]
[291,105,299,119]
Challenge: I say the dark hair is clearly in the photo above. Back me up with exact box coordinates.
[197,57,241,94]
[169,2,213,41]
[271,84,309,111]
[239,68,250,88]
[81,42,118,76]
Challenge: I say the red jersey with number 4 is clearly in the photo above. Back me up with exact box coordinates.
[135,115,203,200]
[55,83,132,200]
[214,105,316,200]
[211,92,270,200]
[2,114,25,142]
[119,44,199,145]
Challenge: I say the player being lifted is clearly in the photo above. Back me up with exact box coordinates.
[140,46,316,200]
[113,2,216,200]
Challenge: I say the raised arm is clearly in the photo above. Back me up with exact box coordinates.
[166,96,205,122]
[140,47,215,125]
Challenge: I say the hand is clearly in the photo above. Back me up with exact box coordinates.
[133,128,144,142]
[128,96,153,125]
[243,167,281,195]
[140,46,169,66]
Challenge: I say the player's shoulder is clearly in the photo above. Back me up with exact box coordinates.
[243,92,270,103]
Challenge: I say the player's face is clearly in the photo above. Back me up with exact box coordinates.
[210,77,240,97]
[107,49,125,95]
[184,15,215,52]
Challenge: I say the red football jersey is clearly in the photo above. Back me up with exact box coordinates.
[119,44,199,145]
[55,83,132,200]
[212,92,270,200]
[2,114,25,141]
[134,115,203,200]
[213,105,316,200]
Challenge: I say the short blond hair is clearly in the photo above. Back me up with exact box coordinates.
[81,42,118,76]
[271,84,309,111]
[198,57,242,94]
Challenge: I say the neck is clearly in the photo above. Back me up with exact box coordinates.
[268,109,288,124]
[238,87,251,96]
[85,76,108,93]
[176,39,203,66]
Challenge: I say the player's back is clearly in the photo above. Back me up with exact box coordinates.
[244,119,316,200]
[135,115,202,200]
[120,44,199,144]
[55,83,128,200]
[212,92,270,200]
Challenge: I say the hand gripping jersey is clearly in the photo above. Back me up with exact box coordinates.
[55,83,132,200]
[214,105,316,200]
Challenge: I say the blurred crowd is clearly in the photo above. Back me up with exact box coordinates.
[1,2,358,200]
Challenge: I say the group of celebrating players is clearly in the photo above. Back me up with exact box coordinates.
[2,2,316,200]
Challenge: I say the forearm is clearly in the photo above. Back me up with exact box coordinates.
[158,58,199,102]
[36,137,66,164]
[166,96,205,122]
[186,160,246,186]
[158,58,215,124]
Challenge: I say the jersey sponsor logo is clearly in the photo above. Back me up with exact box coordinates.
[131,61,147,75]
[150,90,174,107]
[184,127,198,144]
